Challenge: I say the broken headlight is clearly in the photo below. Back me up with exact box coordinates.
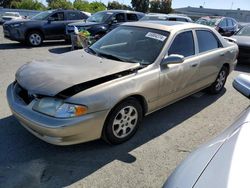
[32,97,88,118]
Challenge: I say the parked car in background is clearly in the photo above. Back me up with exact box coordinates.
[232,24,250,63]
[0,12,22,24]
[140,13,193,22]
[7,21,238,145]
[3,9,89,46]
[196,16,238,36]
[66,10,144,40]
[164,74,250,188]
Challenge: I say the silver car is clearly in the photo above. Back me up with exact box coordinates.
[164,74,250,188]
[7,21,238,145]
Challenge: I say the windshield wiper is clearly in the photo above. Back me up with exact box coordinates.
[85,47,97,55]
[98,52,127,62]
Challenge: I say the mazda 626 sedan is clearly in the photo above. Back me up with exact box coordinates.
[7,21,238,145]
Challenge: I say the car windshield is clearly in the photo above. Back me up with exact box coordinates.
[204,18,220,26]
[140,15,168,21]
[86,11,112,23]
[89,26,169,65]
[31,11,52,20]
[236,26,250,36]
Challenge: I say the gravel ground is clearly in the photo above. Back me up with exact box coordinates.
[0,26,249,188]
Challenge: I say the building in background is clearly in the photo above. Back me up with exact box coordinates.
[174,6,250,22]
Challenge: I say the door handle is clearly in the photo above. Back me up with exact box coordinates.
[191,63,198,67]
[220,52,225,56]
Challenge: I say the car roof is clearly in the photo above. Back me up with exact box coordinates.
[145,13,189,19]
[123,21,210,32]
[99,9,144,14]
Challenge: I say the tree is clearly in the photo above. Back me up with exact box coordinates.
[149,0,172,13]
[131,0,149,13]
[107,1,132,10]
[11,0,45,10]
[0,0,21,8]
[88,1,106,13]
[48,0,73,9]
[73,0,89,11]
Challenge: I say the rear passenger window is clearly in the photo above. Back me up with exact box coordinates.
[67,12,80,20]
[168,31,195,57]
[196,30,221,53]
[127,14,138,21]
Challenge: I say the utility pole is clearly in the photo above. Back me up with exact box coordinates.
[231,2,234,9]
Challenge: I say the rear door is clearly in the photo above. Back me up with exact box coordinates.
[193,29,225,88]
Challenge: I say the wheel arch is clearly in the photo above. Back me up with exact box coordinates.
[25,28,44,39]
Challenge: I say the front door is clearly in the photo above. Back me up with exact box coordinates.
[157,30,199,107]
[44,12,66,39]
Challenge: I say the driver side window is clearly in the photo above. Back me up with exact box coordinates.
[49,12,64,21]
[168,31,195,58]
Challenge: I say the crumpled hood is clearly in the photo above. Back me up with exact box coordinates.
[231,35,250,47]
[68,21,101,27]
[16,50,140,96]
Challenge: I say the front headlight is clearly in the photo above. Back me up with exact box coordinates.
[10,22,24,28]
[32,97,88,118]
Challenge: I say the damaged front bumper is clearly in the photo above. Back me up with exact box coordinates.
[7,82,109,145]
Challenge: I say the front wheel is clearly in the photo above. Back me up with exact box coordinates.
[208,66,229,94]
[102,98,143,144]
[27,31,43,47]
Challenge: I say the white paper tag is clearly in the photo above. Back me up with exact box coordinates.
[145,32,167,41]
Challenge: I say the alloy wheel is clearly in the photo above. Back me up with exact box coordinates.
[112,106,138,139]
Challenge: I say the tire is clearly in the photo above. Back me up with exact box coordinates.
[102,98,143,144]
[26,31,43,47]
[208,66,229,94]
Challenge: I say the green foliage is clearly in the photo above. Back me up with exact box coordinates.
[11,0,45,10]
[48,0,73,9]
[73,0,89,11]
[88,1,106,13]
[72,0,106,13]
[107,1,132,10]
[131,0,149,13]
[149,0,172,13]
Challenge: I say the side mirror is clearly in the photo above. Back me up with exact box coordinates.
[233,74,250,99]
[161,54,184,66]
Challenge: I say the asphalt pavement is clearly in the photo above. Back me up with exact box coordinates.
[0,26,249,188]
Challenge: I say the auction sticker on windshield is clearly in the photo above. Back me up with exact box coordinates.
[145,32,167,41]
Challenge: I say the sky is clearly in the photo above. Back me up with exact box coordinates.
[41,0,250,11]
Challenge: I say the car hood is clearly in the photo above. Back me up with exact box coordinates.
[4,19,33,24]
[231,35,250,47]
[16,50,140,97]
[68,21,101,27]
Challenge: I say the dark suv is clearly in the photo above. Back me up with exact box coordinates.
[66,10,144,39]
[196,16,238,36]
[3,9,89,46]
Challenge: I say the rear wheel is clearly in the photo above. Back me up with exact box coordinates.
[102,98,143,144]
[27,31,43,46]
[208,66,229,94]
